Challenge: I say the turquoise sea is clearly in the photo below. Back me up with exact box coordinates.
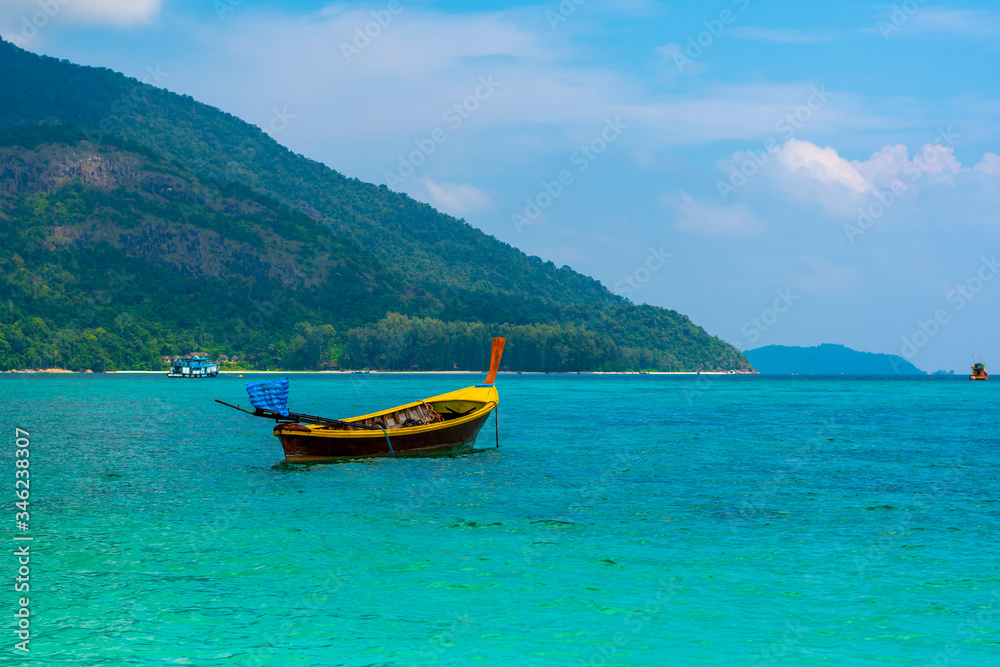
[5,373,1000,666]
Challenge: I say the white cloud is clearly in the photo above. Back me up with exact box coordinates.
[851,144,909,185]
[0,0,160,47]
[192,8,623,149]
[422,179,493,216]
[975,153,1000,177]
[906,144,962,176]
[167,6,884,164]
[721,139,1000,221]
[775,139,873,193]
[729,27,837,43]
[668,191,763,236]
[64,0,161,26]
[849,143,961,189]
[653,43,707,76]
[0,0,159,36]
[619,83,873,151]
[719,139,875,216]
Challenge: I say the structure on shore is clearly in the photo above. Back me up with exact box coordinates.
[168,355,219,378]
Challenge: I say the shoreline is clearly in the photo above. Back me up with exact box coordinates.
[3,369,754,375]
[1,368,85,374]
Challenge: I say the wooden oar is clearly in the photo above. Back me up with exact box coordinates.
[483,337,506,385]
[213,399,382,430]
[215,398,397,456]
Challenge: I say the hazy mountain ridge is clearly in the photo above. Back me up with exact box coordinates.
[745,344,926,375]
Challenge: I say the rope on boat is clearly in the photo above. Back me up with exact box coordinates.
[381,427,396,456]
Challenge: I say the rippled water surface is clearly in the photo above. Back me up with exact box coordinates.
[6,373,1000,665]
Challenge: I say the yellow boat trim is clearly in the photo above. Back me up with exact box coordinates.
[273,384,499,439]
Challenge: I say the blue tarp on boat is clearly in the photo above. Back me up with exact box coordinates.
[245,377,290,416]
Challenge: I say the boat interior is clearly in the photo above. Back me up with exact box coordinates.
[321,399,489,431]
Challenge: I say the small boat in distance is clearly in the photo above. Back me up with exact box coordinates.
[168,355,219,378]
[216,338,506,460]
[970,362,989,381]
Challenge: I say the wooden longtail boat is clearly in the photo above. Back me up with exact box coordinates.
[217,338,506,461]
[970,362,989,381]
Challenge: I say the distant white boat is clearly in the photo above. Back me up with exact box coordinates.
[168,356,218,378]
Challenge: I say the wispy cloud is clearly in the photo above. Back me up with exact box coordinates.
[653,43,708,76]
[795,253,865,296]
[668,191,763,236]
[880,7,1000,38]
[729,26,838,44]
[853,143,962,188]
[166,6,885,181]
[422,179,493,216]
[68,0,161,26]
[0,0,161,29]
[975,153,1000,177]
[911,8,1000,37]
[0,0,161,48]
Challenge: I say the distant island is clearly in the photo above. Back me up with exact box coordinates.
[744,344,926,375]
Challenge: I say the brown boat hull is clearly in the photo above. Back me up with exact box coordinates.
[275,411,493,460]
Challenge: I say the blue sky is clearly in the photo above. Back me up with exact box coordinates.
[3,0,1000,372]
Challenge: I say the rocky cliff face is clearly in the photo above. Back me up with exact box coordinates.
[2,141,394,293]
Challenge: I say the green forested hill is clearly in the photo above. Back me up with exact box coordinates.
[0,38,752,372]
